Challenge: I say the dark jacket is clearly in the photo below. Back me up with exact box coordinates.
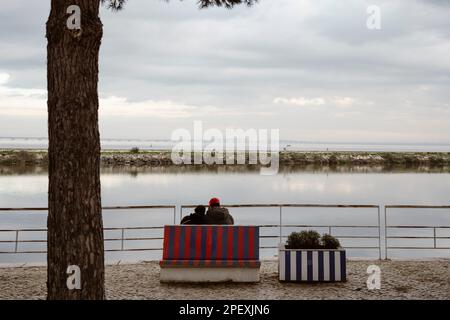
[205,206,234,225]
[181,212,207,225]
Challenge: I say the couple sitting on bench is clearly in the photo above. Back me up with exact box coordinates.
[160,197,260,282]
[181,197,234,225]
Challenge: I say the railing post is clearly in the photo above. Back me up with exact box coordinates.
[173,206,176,224]
[328,226,332,235]
[384,206,388,260]
[179,206,183,223]
[377,205,382,260]
[433,227,437,249]
[121,228,125,251]
[14,230,19,253]
[279,206,282,244]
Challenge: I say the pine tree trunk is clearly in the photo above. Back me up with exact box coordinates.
[46,0,105,300]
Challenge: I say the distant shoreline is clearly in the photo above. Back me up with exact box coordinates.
[1,138,450,153]
[1,149,450,167]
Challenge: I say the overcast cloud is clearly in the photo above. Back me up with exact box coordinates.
[0,0,450,143]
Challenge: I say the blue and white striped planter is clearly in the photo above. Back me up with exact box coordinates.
[278,246,346,282]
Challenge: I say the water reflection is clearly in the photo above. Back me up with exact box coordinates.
[2,164,450,176]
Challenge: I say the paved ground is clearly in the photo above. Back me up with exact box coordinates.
[0,260,449,300]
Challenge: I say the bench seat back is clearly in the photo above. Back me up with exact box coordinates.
[161,225,260,267]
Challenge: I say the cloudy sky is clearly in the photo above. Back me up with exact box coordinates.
[1,0,450,144]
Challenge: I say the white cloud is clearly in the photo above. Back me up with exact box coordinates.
[333,97,356,108]
[0,72,46,117]
[273,97,326,106]
[0,72,252,119]
[100,96,199,118]
[0,73,9,85]
[273,96,359,108]
[100,96,263,118]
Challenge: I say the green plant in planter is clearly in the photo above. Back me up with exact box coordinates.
[321,233,341,249]
[286,230,321,249]
[285,231,341,249]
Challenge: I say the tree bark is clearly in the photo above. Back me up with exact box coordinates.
[46,0,105,299]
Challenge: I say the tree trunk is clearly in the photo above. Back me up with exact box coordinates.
[46,0,105,299]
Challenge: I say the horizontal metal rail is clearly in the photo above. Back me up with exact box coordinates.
[0,207,48,211]
[181,204,379,209]
[0,205,176,211]
[385,205,450,209]
[0,224,380,254]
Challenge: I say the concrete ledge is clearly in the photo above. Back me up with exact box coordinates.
[160,267,260,283]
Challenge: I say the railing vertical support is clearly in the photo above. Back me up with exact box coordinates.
[433,227,437,249]
[173,206,177,224]
[14,230,19,253]
[121,228,125,251]
[377,206,382,260]
[279,206,282,244]
[384,206,388,260]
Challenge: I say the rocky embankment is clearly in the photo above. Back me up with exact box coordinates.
[1,149,450,167]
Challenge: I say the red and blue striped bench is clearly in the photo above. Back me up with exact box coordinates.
[160,225,261,282]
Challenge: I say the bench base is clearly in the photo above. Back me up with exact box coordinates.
[160,267,260,283]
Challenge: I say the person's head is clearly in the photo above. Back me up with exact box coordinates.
[194,205,206,215]
[209,197,220,208]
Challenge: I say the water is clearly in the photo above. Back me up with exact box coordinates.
[1,165,450,264]
[2,137,450,152]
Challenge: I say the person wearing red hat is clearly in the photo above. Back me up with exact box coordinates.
[205,197,234,225]
[209,197,220,207]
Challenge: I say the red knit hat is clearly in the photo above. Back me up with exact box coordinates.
[209,197,220,206]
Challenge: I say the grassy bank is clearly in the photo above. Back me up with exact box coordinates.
[1,149,450,167]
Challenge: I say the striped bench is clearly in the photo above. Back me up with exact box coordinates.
[160,225,260,282]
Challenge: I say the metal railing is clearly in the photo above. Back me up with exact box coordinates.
[181,204,382,259]
[2,204,450,260]
[0,205,176,254]
[384,205,450,259]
